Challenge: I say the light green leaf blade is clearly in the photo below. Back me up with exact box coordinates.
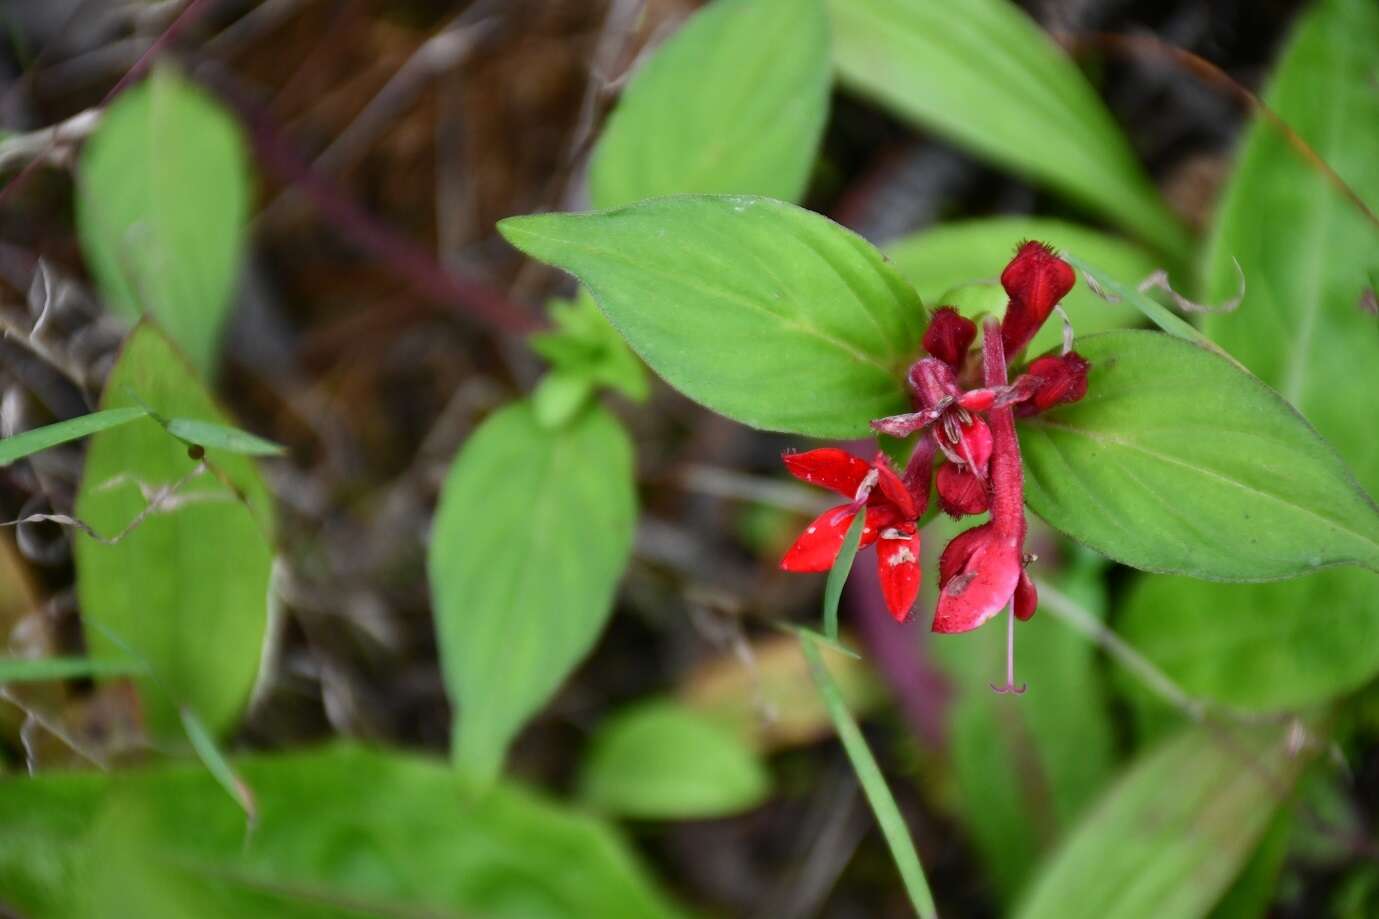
[162,418,286,457]
[74,325,274,739]
[577,698,770,819]
[886,218,1160,357]
[532,370,596,430]
[1119,0,1379,713]
[800,633,937,919]
[0,656,144,683]
[0,744,685,919]
[1014,724,1303,919]
[1120,566,1379,713]
[500,195,926,438]
[0,407,148,466]
[77,65,250,375]
[1019,330,1379,580]
[589,0,829,209]
[430,400,636,780]
[828,0,1187,257]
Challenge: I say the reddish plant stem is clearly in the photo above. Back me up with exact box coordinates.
[982,318,1025,542]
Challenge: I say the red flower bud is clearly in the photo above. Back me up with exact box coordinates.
[1016,352,1091,416]
[936,462,989,517]
[1000,241,1075,356]
[1014,569,1037,621]
[922,306,977,369]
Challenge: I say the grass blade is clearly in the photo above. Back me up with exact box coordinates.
[823,510,868,642]
[0,656,145,683]
[0,407,148,466]
[179,705,257,827]
[799,633,936,919]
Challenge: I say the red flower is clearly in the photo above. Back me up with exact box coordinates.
[780,449,922,621]
[1015,352,1091,415]
[1001,241,1076,357]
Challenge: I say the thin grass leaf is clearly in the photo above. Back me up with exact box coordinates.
[799,633,936,919]
[1062,254,1234,362]
[179,706,256,826]
[775,622,861,660]
[0,656,145,683]
[0,407,148,466]
[162,418,286,456]
[823,510,867,642]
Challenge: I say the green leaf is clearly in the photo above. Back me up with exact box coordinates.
[0,744,685,919]
[430,400,636,780]
[1119,568,1379,711]
[74,325,274,739]
[0,656,145,683]
[827,0,1187,257]
[532,371,596,430]
[1014,724,1303,919]
[823,508,867,642]
[530,292,648,403]
[1019,330,1379,580]
[588,0,829,209]
[499,195,926,438]
[799,633,937,919]
[929,525,1116,899]
[886,218,1161,357]
[577,699,770,819]
[1208,805,1294,919]
[179,706,256,823]
[0,407,148,466]
[162,419,286,457]
[77,65,251,375]
[1116,0,1379,714]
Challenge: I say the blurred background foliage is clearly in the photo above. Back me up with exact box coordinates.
[1,0,1378,916]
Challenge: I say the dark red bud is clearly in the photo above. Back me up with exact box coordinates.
[1000,241,1075,356]
[1014,569,1037,621]
[936,463,989,518]
[1017,352,1091,416]
[922,306,978,369]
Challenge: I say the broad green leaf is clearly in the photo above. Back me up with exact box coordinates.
[577,699,770,819]
[929,524,1115,900]
[74,325,273,739]
[1014,725,1302,919]
[77,65,250,375]
[0,656,144,683]
[0,744,685,919]
[1120,568,1379,711]
[500,196,926,438]
[589,0,829,209]
[1118,0,1379,713]
[1019,330,1379,580]
[828,0,1187,257]
[799,633,937,919]
[430,400,636,780]
[0,407,148,466]
[1208,806,1294,919]
[162,419,286,457]
[886,218,1160,357]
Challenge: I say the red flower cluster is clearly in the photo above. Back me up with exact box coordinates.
[780,242,1091,687]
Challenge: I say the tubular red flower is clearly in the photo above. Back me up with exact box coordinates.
[922,306,977,369]
[1000,241,1075,357]
[779,449,923,621]
[936,462,989,517]
[933,319,1028,634]
[1016,352,1091,416]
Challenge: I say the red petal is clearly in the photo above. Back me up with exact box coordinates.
[780,505,888,572]
[936,463,989,517]
[1014,570,1038,621]
[782,449,870,498]
[922,306,977,369]
[1000,241,1075,356]
[872,457,917,519]
[876,527,921,622]
[933,525,1021,633]
[938,522,991,587]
